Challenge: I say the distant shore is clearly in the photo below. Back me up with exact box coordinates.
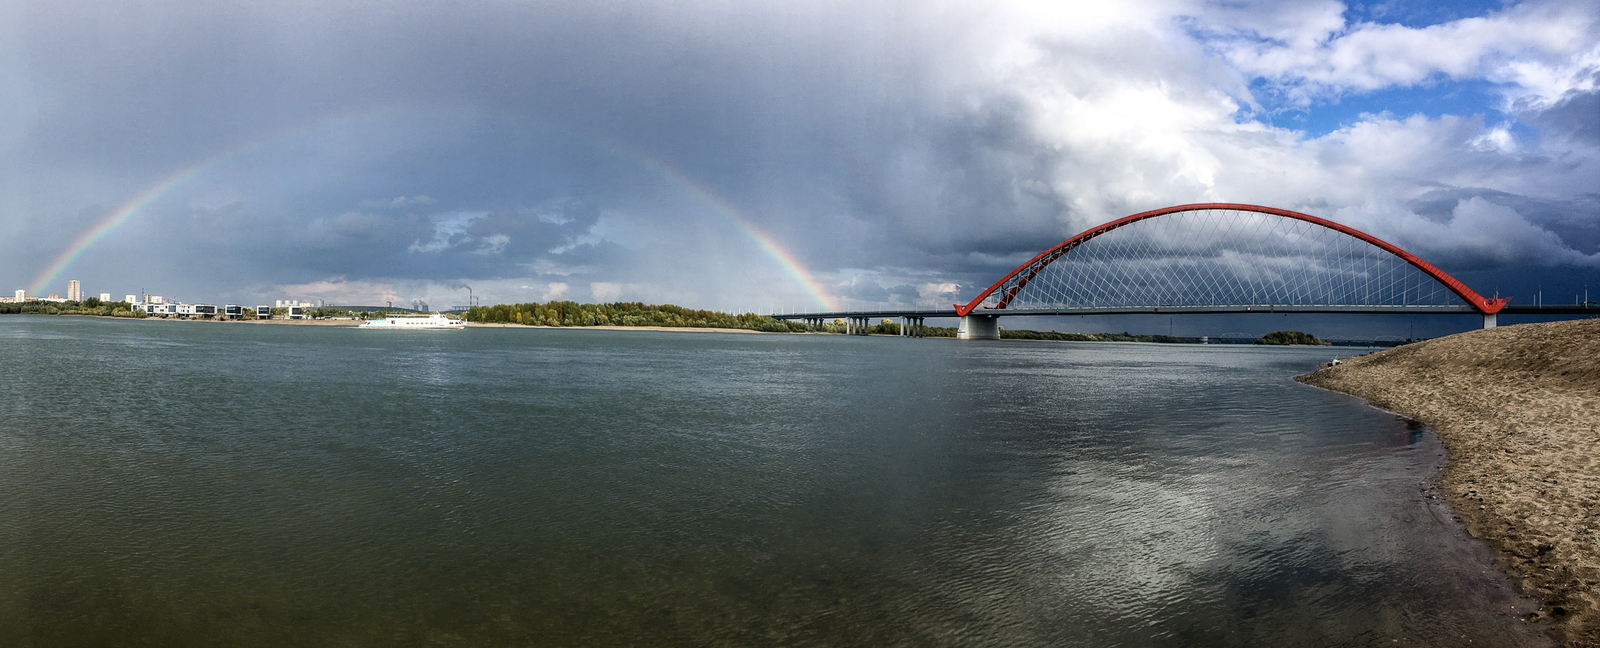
[1298,319,1599,646]
[101,315,785,333]
[464,322,782,334]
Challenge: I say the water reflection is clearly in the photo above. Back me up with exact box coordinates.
[0,318,1552,646]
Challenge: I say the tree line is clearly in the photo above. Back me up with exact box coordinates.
[0,298,146,317]
[4,297,1334,345]
[462,302,1209,342]
[465,301,814,332]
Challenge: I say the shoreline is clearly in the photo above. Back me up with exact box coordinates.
[463,322,776,334]
[1297,319,1599,647]
[4,313,790,333]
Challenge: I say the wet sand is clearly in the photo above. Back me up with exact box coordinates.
[1298,319,1600,646]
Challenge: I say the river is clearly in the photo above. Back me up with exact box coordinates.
[0,316,1551,646]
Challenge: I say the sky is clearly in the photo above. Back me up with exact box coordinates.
[1,0,1596,333]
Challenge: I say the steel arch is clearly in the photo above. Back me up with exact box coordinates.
[954,203,1508,316]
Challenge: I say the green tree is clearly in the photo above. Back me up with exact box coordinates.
[1255,330,1328,346]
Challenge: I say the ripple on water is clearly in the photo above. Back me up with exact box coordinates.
[0,319,1554,647]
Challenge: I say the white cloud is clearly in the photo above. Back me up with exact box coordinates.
[1210,1,1600,106]
[390,195,435,208]
[475,234,510,255]
[409,211,488,253]
[271,277,403,305]
[863,0,1600,276]
[589,281,623,302]
[1341,196,1600,268]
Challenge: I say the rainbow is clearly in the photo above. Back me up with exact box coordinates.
[28,163,211,296]
[633,156,840,312]
[31,110,841,313]
[28,107,404,296]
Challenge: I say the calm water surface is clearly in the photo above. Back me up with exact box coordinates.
[0,316,1550,646]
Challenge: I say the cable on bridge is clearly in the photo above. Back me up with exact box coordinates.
[955,204,1508,316]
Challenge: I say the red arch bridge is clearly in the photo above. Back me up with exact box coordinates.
[773,203,1592,339]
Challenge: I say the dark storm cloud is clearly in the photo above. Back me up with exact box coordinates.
[1519,85,1600,147]
[1406,188,1600,256]
[7,0,954,298]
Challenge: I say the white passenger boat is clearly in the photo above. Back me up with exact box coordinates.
[356,312,465,329]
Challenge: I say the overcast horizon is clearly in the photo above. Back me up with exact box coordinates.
[3,0,1596,332]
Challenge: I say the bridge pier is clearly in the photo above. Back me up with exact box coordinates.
[957,315,1000,340]
[899,316,925,337]
[1482,313,1497,329]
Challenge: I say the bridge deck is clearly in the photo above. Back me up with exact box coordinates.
[772,304,1597,320]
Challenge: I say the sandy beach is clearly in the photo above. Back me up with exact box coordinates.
[1298,319,1600,646]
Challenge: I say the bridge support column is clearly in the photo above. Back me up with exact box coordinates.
[957,315,1000,340]
[1482,313,1497,329]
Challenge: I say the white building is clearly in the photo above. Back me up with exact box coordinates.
[67,280,81,301]
[13,290,22,301]
[100,293,112,302]
[125,294,138,304]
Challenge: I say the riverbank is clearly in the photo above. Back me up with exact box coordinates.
[466,322,774,334]
[1297,319,1599,646]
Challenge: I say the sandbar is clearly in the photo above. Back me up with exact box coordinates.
[1298,319,1599,646]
